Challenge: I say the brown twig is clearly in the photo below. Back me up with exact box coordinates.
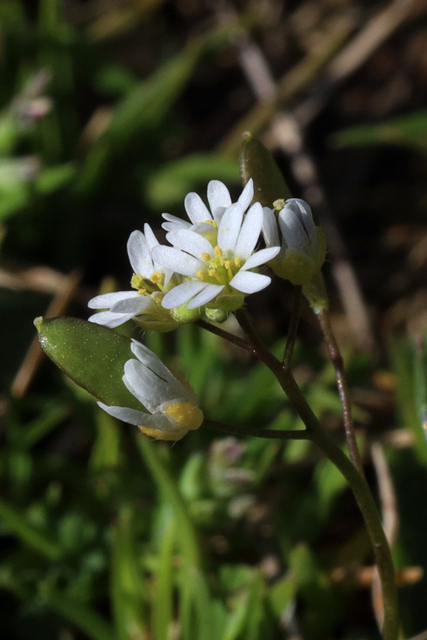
[11,270,81,398]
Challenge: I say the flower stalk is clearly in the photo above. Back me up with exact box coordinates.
[233,309,399,640]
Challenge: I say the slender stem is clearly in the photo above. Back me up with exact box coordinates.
[197,319,253,353]
[283,286,302,368]
[235,309,399,640]
[315,307,364,475]
[204,418,308,440]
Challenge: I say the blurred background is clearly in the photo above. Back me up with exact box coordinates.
[1,0,427,638]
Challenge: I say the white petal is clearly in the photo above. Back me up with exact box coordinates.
[237,178,254,212]
[162,214,191,232]
[187,283,224,309]
[130,340,179,390]
[233,202,263,260]
[123,359,171,411]
[161,281,208,309]
[88,290,139,309]
[165,229,215,260]
[130,342,197,404]
[230,271,271,294]
[279,207,311,252]
[151,245,202,276]
[241,246,280,270]
[97,402,148,425]
[143,223,160,252]
[184,192,211,224]
[88,311,134,328]
[262,207,280,247]
[217,203,243,254]
[137,413,182,434]
[207,180,232,220]
[281,199,316,245]
[127,230,153,277]
[110,295,153,314]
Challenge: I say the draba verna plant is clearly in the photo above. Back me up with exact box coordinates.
[35,133,399,640]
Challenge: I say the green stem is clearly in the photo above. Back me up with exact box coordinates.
[282,285,302,368]
[316,307,364,475]
[197,319,252,352]
[234,309,399,640]
[204,418,308,440]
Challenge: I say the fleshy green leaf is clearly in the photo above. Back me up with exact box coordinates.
[35,316,141,409]
[239,132,292,207]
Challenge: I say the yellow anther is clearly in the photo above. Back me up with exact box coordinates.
[234,257,243,268]
[202,252,211,261]
[196,270,206,280]
[214,246,223,256]
[150,271,163,283]
[224,260,232,269]
[138,288,147,295]
[209,269,217,278]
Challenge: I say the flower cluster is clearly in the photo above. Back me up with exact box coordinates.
[88,180,326,331]
[90,180,327,438]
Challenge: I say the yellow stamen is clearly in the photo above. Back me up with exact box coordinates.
[150,271,163,283]
[214,246,222,256]
[138,288,147,295]
[224,260,232,269]
[234,257,243,268]
[202,252,211,261]
[196,270,206,280]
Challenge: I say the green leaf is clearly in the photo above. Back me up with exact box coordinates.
[111,505,147,640]
[0,497,62,560]
[267,572,296,618]
[34,316,141,409]
[239,132,292,207]
[137,437,202,569]
[388,334,427,465]
[146,154,239,210]
[35,163,75,194]
[41,587,116,640]
[332,109,427,155]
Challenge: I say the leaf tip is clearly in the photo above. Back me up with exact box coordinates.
[33,316,44,331]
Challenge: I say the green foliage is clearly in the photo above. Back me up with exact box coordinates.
[332,109,427,155]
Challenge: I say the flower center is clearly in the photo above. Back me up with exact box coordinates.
[196,246,243,286]
[131,271,164,295]
[162,401,203,431]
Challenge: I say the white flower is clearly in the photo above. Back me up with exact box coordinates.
[152,199,280,311]
[263,198,326,286]
[88,224,178,331]
[98,339,203,441]
[161,179,254,234]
